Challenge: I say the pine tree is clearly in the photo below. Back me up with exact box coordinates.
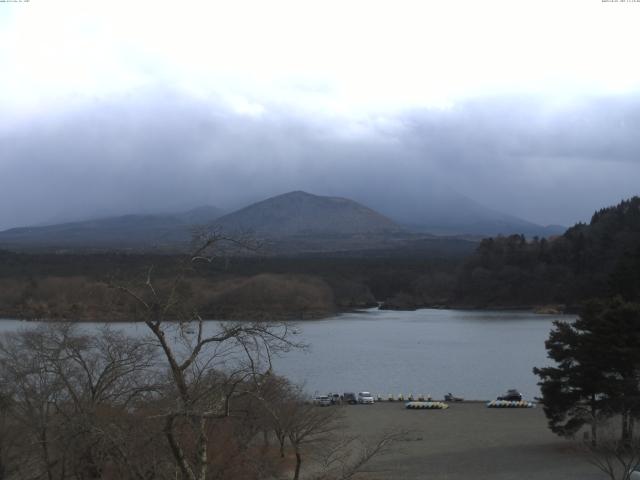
[534,298,640,446]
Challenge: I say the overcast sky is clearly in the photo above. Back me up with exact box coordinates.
[1,0,639,230]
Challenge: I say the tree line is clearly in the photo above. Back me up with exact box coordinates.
[455,197,640,308]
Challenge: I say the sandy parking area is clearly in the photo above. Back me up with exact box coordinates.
[340,402,603,480]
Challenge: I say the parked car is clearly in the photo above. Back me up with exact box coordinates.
[497,389,523,401]
[630,468,640,480]
[343,392,358,404]
[329,393,341,405]
[358,392,375,404]
[314,395,331,406]
[444,392,464,402]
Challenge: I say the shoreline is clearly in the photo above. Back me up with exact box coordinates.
[0,304,573,323]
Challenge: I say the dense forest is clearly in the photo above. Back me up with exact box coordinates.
[0,197,638,320]
[451,196,640,309]
[0,248,463,320]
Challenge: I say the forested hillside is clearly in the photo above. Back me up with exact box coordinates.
[0,248,463,321]
[453,197,640,308]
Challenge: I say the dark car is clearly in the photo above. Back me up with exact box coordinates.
[497,389,523,401]
[343,392,358,404]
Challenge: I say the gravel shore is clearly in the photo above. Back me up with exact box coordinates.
[340,402,603,480]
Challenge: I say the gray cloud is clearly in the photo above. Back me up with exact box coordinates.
[1,90,639,231]
[396,95,640,224]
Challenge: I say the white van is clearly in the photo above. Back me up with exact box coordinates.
[357,392,374,404]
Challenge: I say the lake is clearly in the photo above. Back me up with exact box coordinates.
[272,308,567,400]
[0,308,568,400]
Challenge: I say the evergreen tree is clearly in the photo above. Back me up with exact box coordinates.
[610,246,640,301]
[534,298,640,446]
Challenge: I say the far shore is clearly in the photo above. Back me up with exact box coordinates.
[0,303,575,324]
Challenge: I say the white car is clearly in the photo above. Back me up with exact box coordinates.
[631,468,640,480]
[314,395,332,406]
[357,392,375,404]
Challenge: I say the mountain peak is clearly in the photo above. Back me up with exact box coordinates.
[214,191,402,237]
[281,190,314,197]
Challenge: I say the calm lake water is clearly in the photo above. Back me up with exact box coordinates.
[271,308,568,400]
[0,308,569,400]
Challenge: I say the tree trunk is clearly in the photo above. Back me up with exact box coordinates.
[279,436,286,458]
[196,416,208,480]
[622,410,629,443]
[591,400,598,447]
[293,450,302,480]
[165,416,195,480]
[80,447,102,479]
[40,426,54,480]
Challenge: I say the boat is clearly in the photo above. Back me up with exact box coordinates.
[486,400,535,408]
[406,401,449,410]
[444,393,464,402]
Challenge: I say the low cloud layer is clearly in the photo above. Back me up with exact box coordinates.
[1,90,639,231]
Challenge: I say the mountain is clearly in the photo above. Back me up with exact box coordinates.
[404,207,566,237]
[213,191,403,238]
[0,192,405,252]
[174,206,224,225]
[0,206,223,251]
[360,186,565,237]
[401,197,566,237]
[0,189,564,253]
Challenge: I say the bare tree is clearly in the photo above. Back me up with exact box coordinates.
[254,375,300,459]
[285,401,345,480]
[311,430,407,480]
[114,232,300,480]
[0,324,163,480]
[0,327,67,480]
[0,386,21,480]
[580,422,640,480]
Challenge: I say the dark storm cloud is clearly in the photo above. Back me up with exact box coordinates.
[1,90,639,231]
[402,95,640,162]
[395,95,640,224]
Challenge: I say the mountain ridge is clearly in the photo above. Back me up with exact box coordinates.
[0,205,224,250]
[367,188,565,237]
[0,190,565,252]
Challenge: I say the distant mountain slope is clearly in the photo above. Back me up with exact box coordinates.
[365,187,565,237]
[174,206,224,226]
[0,206,223,250]
[213,191,403,237]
